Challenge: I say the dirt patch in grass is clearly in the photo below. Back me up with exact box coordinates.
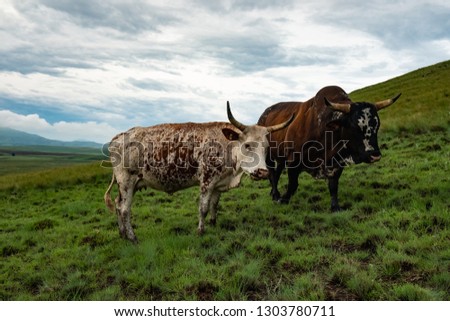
[143,284,164,300]
[422,144,442,152]
[185,281,218,300]
[325,282,359,301]
[33,218,55,230]
[2,245,20,257]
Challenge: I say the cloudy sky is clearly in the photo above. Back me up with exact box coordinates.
[0,0,449,143]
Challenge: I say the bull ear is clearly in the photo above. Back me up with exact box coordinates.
[222,128,240,141]
[326,119,344,130]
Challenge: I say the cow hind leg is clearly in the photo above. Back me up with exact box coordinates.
[116,183,138,243]
[114,194,126,239]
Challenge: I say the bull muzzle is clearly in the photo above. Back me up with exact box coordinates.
[369,151,382,163]
[370,155,382,162]
[251,168,269,180]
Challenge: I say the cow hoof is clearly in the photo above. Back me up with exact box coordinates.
[129,236,139,244]
[209,218,217,226]
[277,198,290,205]
[197,228,205,236]
[123,236,138,244]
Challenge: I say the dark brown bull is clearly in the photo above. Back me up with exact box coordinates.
[104,102,294,242]
[258,86,400,211]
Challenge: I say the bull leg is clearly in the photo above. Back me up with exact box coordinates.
[327,168,343,212]
[116,183,138,243]
[209,190,221,226]
[268,158,285,201]
[279,167,301,204]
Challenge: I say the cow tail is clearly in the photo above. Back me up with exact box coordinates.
[104,173,116,212]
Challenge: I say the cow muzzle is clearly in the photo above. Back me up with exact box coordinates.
[251,168,269,180]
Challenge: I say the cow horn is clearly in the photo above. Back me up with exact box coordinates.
[374,93,402,110]
[266,113,295,133]
[227,101,247,131]
[324,97,351,114]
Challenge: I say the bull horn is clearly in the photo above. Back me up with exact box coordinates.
[324,97,351,114]
[227,101,247,131]
[266,113,295,133]
[374,93,402,110]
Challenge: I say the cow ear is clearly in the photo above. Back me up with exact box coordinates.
[326,119,344,131]
[222,128,240,141]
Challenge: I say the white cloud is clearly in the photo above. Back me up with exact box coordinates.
[0,109,118,143]
[0,109,49,131]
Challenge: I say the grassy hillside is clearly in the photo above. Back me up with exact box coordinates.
[0,61,449,300]
[350,60,450,134]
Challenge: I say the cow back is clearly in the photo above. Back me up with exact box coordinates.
[109,122,237,193]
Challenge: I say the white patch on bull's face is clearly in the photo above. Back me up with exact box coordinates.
[358,108,379,152]
[358,108,371,132]
[373,115,379,131]
[363,138,374,151]
[343,156,355,165]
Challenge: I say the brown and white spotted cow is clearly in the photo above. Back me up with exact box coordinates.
[104,102,294,242]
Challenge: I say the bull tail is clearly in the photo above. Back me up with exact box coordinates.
[104,173,116,212]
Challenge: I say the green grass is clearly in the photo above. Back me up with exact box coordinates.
[0,146,105,176]
[0,61,449,300]
[0,128,448,300]
[0,162,110,191]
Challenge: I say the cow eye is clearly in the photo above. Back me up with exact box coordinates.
[244,143,252,150]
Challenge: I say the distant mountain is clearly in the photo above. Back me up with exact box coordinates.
[0,127,102,148]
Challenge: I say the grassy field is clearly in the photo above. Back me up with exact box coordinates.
[0,61,449,300]
[0,146,105,176]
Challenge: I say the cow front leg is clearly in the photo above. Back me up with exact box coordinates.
[198,188,212,235]
[327,168,343,212]
[209,190,221,226]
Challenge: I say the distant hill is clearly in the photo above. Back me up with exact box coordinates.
[350,60,450,133]
[0,127,102,148]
